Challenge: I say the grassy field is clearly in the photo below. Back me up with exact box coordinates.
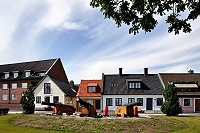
[0,114,192,133]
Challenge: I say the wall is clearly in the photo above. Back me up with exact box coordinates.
[179,97,195,113]
[0,78,41,109]
[34,76,65,109]
[102,95,164,113]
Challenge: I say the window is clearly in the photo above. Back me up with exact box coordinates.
[87,100,93,105]
[22,83,27,88]
[157,98,163,106]
[2,94,8,100]
[53,96,59,103]
[137,98,143,106]
[115,98,122,106]
[45,96,50,103]
[13,72,18,78]
[12,94,17,100]
[44,83,51,94]
[4,72,9,79]
[184,99,191,106]
[88,86,96,92]
[128,98,135,104]
[12,83,17,89]
[106,98,112,106]
[128,82,141,89]
[2,84,8,90]
[36,96,41,103]
[38,73,45,76]
[25,70,31,77]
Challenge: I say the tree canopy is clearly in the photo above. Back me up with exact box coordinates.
[90,0,200,35]
[161,83,182,116]
[20,84,35,114]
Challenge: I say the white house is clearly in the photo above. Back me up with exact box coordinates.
[101,68,164,113]
[34,75,78,110]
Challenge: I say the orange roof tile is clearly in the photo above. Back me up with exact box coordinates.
[76,80,102,97]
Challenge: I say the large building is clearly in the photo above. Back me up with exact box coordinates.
[0,58,69,109]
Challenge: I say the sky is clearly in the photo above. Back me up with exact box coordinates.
[0,0,200,84]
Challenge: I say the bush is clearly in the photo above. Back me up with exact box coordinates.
[161,84,182,116]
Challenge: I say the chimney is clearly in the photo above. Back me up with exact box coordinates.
[70,80,74,88]
[188,69,194,74]
[119,68,123,77]
[144,68,148,76]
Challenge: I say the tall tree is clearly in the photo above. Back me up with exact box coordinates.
[161,83,182,116]
[20,84,35,114]
[90,0,200,35]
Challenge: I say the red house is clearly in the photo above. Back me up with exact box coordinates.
[76,80,102,111]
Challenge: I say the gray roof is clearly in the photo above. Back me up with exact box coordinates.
[103,74,163,95]
[0,58,57,73]
[50,77,78,97]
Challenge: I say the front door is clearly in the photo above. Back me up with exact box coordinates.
[146,98,153,110]
[95,100,100,109]
[195,99,200,112]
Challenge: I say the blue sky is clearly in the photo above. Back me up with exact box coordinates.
[0,0,200,83]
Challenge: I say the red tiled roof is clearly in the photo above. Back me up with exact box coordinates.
[76,80,102,97]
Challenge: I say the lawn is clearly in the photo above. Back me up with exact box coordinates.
[0,114,193,133]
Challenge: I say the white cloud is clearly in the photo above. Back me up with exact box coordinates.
[63,22,88,30]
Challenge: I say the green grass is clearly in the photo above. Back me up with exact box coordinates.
[0,114,64,133]
[172,116,200,133]
[1,114,200,133]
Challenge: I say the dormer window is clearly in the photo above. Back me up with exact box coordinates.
[24,70,31,77]
[126,79,142,89]
[13,71,18,78]
[87,83,97,92]
[4,72,9,79]
[129,82,141,88]
[88,86,96,92]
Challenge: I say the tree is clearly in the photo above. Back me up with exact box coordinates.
[161,83,182,116]
[90,0,200,35]
[20,84,35,114]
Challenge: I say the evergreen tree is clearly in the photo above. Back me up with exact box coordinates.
[20,84,35,114]
[161,83,182,116]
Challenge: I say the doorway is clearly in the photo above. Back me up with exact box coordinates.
[195,99,200,112]
[146,98,153,110]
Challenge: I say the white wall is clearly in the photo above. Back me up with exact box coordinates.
[101,95,164,112]
[34,76,65,109]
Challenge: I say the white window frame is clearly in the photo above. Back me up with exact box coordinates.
[115,98,122,106]
[11,94,17,100]
[129,82,141,89]
[22,83,28,89]
[36,96,41,104]
[106,98,112,106]
[2,94,8,100]
[137,98,143,106]
[12,83,17,89]
[24,70,31,77]
[13,72,18,78]
[4,72,9,79]
[2,84,8,90]
[44,83,51,94]
[183,98,191,107]
[128,98,135,104]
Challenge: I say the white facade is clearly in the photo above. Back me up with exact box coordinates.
[34,76,65,109]
[101,95,164,113]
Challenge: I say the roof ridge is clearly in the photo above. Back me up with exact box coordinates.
[0,58,58,66]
